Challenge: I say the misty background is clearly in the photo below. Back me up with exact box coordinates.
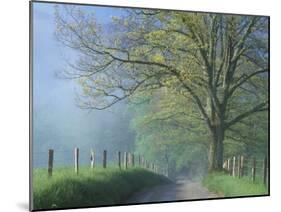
[33,3,135,168]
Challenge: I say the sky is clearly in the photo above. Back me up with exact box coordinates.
[32,2,131,167]
[33,1,123,114]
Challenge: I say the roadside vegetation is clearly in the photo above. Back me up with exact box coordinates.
[203,172,268,197]
[33,167,171,210]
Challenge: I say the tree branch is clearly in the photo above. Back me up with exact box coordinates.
[228,69,268,96]
[225,100,268,129]
[171,70,212,130]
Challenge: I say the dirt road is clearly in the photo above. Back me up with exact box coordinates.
[126,177,220,204]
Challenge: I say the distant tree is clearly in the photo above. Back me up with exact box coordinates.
[55,6,268,171]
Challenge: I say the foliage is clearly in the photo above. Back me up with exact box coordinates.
[129,89,209,178]
[54,6,269,171]
[224,111,268,159]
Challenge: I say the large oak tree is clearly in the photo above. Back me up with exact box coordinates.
[55,6,269,171]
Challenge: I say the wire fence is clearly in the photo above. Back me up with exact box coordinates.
[223,155,268,186]
[33,149,118,168]
[33,148,268,184]
[33,147,167,178]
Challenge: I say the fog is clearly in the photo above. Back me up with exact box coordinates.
[33,97,135,167]
[33,3,135,168]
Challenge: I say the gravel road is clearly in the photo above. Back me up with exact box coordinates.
[126,177,220,204]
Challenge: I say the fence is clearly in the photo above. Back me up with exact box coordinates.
[36,148,167,178]
[223,155,268,186]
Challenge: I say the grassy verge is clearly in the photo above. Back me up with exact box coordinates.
[33,167,171,210]
[203,172,268,197]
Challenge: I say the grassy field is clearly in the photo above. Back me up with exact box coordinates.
[32,167,171,210]
[203,172,268,197]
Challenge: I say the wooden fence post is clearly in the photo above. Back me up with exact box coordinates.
[132,153,135,167]
[48,149,54,177]
[118,151,121,170]
[124,152,128,169]
[263,156,268,185]
[223,160,227,170]
[229,158,232,176]
[227,158,230,173]
[240,156,244,177]
[127,153,130,166]
[232,156,236,177]
[244,157,248,176]
[237,156,241,178]
[90,149,95,169]
[103,150,107,168]
[74,148,79,175]
[252,157,256,182]
[138,155,141,166]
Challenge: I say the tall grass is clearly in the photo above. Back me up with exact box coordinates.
[203,172,268,197]
[32,167,171,210]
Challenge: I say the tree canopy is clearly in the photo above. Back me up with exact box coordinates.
[55,6,269,172]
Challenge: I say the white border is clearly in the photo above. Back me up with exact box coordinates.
[0,0,279,212]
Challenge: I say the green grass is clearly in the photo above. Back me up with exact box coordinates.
[203,172,268,197]
[32,167,171,210]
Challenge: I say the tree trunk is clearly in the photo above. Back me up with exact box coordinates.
[208,124,224,172]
